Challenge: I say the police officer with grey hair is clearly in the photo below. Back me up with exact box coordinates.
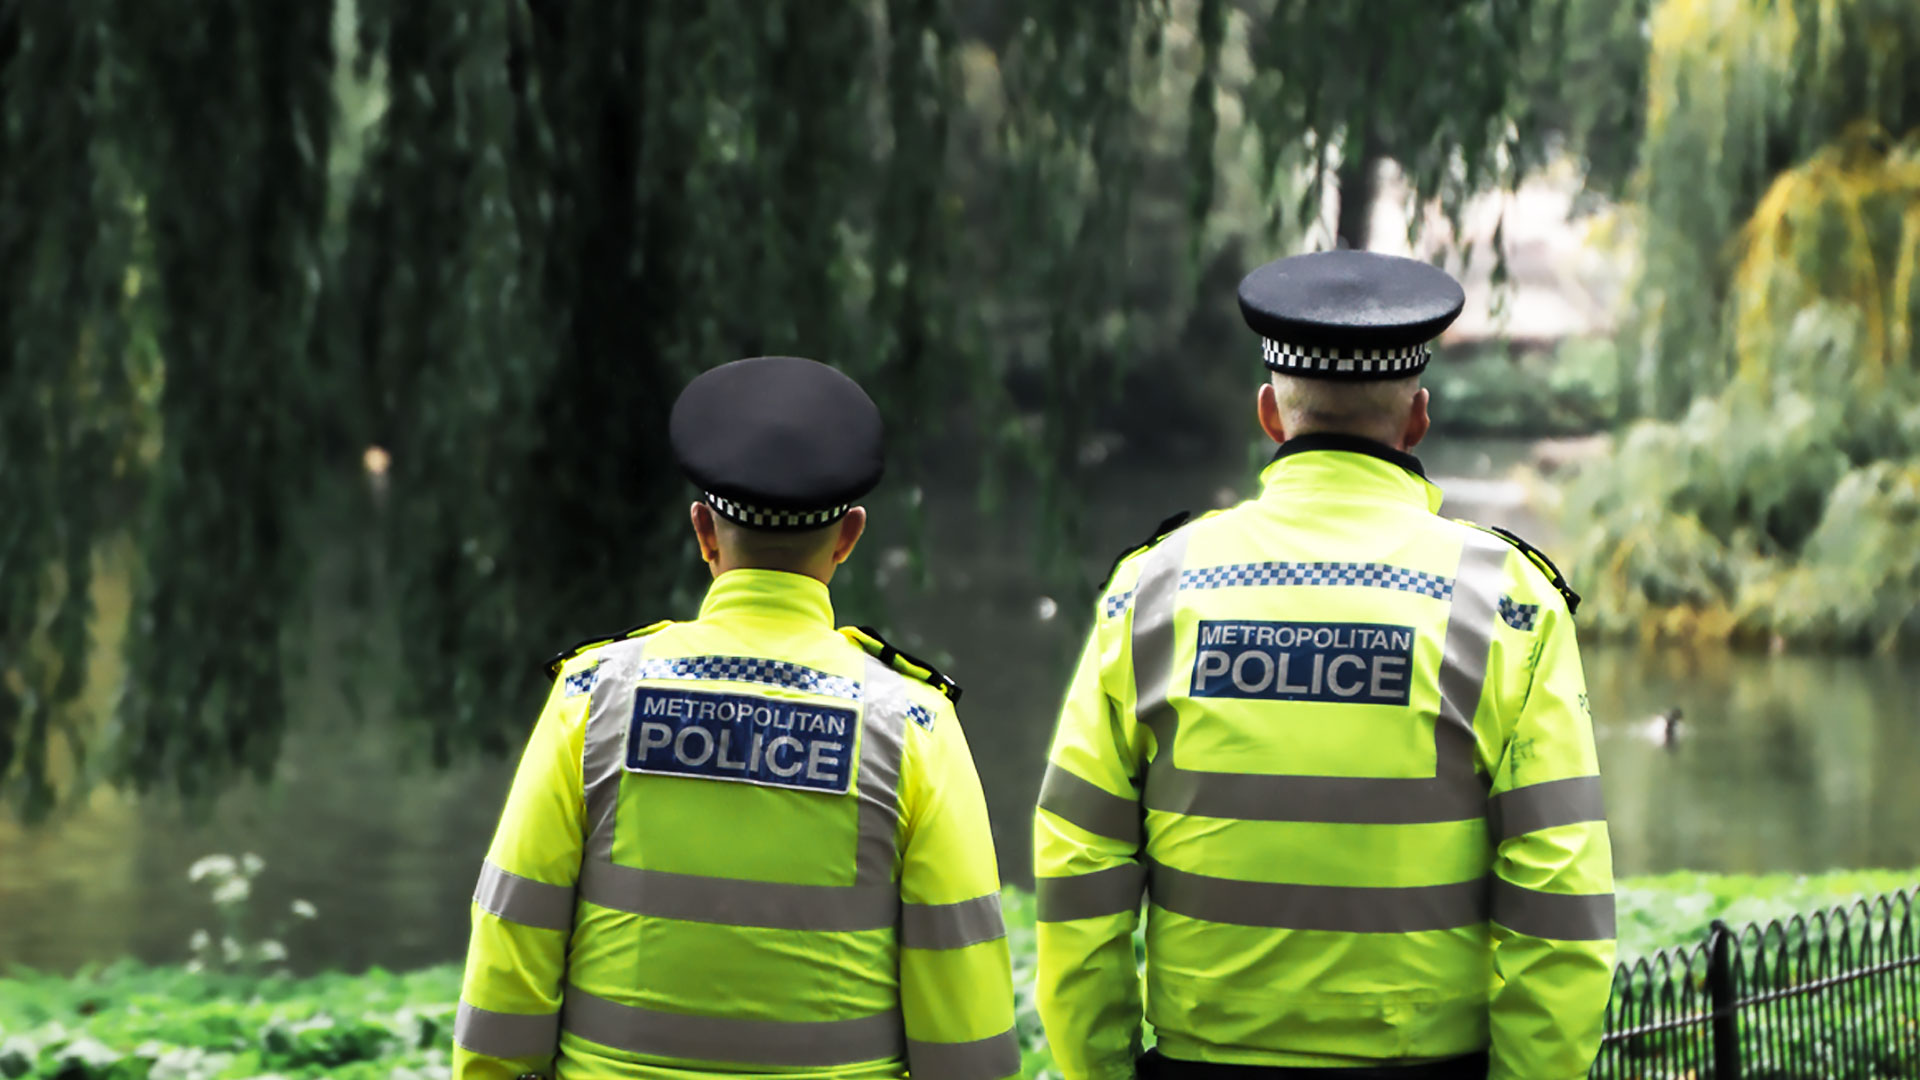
[1033,252,1616,1080]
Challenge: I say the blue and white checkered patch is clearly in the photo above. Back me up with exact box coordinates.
[563,663,601,698]
[905,704,936,731]
[1498,596,1539,632]
[631,655,864,701]
[1102,561,1455,618]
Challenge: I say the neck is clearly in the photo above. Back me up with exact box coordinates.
[713,554,836,584]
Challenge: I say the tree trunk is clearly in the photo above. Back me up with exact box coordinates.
[1335,141,1380,250]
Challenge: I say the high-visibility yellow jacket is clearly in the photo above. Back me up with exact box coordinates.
[1033,435,1615,1080]
[456,568,1017,1080]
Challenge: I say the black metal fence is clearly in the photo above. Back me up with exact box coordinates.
[1592,890,1920,1079]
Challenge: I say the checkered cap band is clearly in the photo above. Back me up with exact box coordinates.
[632,654,864,701]
[706,492,852,531]
[1498,596,1540,632]
[1103,560,1455,619]
[1261,338,1431,377]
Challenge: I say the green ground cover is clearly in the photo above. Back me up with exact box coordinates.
[3,873,1914,1080]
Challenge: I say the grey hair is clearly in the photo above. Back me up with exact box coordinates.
[1269,372,1420,444]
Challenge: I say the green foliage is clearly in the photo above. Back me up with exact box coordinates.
[1617,870,1920,956]
[0,1,1569,817]
[1243,0,1542,249]
[0,965,459,1079]
[2,875,1909,1078]
[1427,337,1622,436]
[1627,0,1920,418]
[1561,132,1920,646]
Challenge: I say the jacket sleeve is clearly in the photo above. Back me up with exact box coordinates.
[1033,620,1147,1080]
[453,661,592,1080]
[1486,598,1617,1080]
[897,692,1021,1080]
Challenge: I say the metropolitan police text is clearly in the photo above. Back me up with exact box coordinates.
[1190,620,1415,705]
[626,688,858,794]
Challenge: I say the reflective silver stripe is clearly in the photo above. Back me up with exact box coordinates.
[454,1000,560,1059]
[856,656,911,885]
[1130,529,1189,747]
[1037,763,1140,845]
[578,860,896,931]
[1035,864,1146,922]
[1492,879,1616,941]
[582,638,651,863]
[1490,775,1606,843]
[1148,860,1488,932]
[562,984,904,1066]
[901,893,1007,950]
[908,1028,1022,1080]
[1436,531,1509,745]
[473,859,575,931]
[1138,529,1507,825]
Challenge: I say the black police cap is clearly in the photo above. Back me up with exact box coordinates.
[1237,250,1465,381]
[670,356,884,531]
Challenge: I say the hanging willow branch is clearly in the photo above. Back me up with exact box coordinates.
[0,0,1559,816]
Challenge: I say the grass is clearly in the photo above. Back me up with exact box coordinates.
[2,872,1914,1079]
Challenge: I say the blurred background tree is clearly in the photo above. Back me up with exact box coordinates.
[1561,0,1920,647]
[2,0,1579,817]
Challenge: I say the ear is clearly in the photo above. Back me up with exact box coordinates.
[690,502,722,565]
[1256,382,1288,445]
[1401,388,1432,450]
[831,507,868,565]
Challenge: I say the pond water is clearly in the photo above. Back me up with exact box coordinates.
[3,435,1917,974]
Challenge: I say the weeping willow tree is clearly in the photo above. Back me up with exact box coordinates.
[1563,0,1920,648]
[0,0,1560,817]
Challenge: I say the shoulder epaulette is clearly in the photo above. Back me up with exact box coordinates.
[543,620,674,679]
[1463,523,1581,616]
[844,626,962,704]
[1100,510,1191,592]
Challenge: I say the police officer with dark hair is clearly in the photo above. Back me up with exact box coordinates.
[1033,252,1616,1080]
[457,357,1018,1080]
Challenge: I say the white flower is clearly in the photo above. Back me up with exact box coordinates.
[188,854,236,883]
[221,936,243,963]
[189,930,211,953]
[241,853,265,876]
[255,940,288,963]
[212,877,251,905]
[290,899,318,919]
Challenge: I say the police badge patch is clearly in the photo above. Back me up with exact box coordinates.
[1191,620,1415,706]
[625,687,857,795]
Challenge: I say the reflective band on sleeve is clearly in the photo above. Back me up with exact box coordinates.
[1436,532,1509,745]
[1137,529,1506,827]
[908,1028,1022,1080]
[582,638,651,863]
[900,893,1007,950]
[1491,879,1616,941]
[1130,531,1189,749]
[1490,775,1606,843]
[562,985,905,1066]
[856,657,910,885]
[1037,764,1140,845]
[1148,861,1488,933]
[455,1000,561,1059]
[473,859,576,932]
[1035,864,1146,922]
[578,860,896,931]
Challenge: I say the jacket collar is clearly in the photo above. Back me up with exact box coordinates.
[698,568,835,626]
[1259,433,1444,513]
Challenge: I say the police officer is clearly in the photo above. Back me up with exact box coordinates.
[456,356,1019,1080]
[1032,252,1615,1080]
